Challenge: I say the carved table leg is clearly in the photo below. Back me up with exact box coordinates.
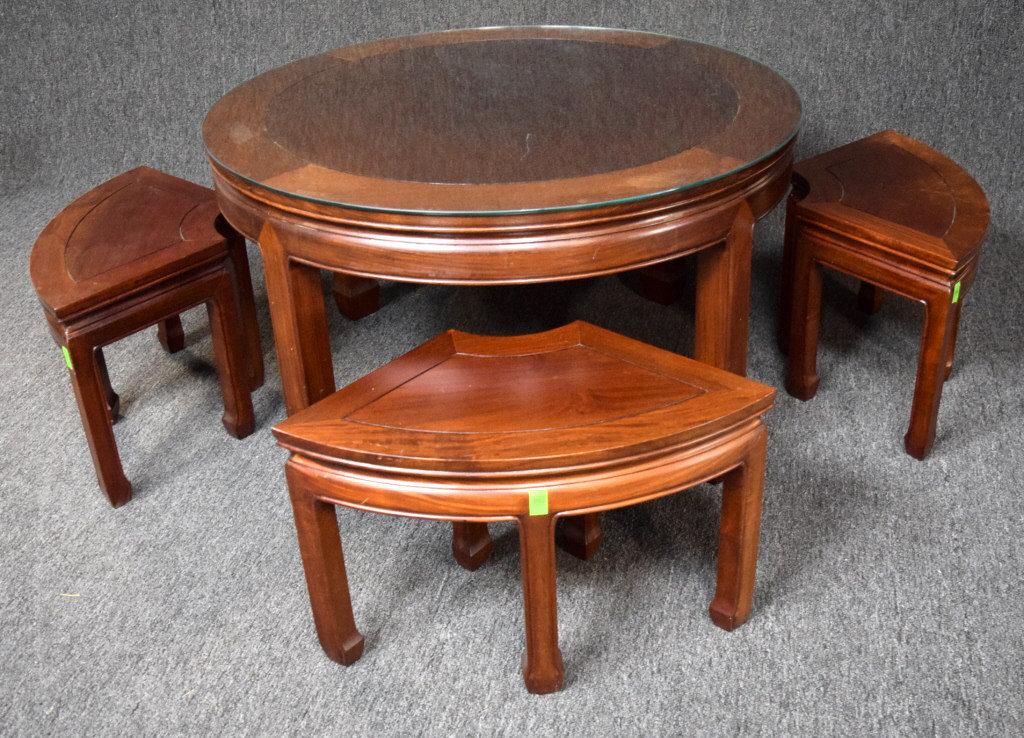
[259,225,336,414]
[206,270,256,439]
[709,425,767,631]
[857,281,886,315]
[518,514,564,694]
[227,233,265,390]
[905,292,957,460]
[331,273,381,321]
[93,347,120,422]
[556,513,603,560]
[777,202,799,354]
[695,202,755,376]
[66,339,131,507]
[157,316,185,353]
[286,462,365,665]
[451,522,493,571]
[944,299,962,381]
[784,244,822,401]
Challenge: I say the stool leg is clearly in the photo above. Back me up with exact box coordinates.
[709,426,767,631]
[331,273,381,321]
[157,316,185,353]
[451,522,493,571]
[228,234,265,390]
[66,340,131,507]
[785,244,822,401]
[857,282,885,315]
[905,293,957,459]
[93,347,120,422]
[207,271,256,439]
[286,463,365,665]
[556,513,603,560]
[518,514,564,694]
[944,300,962,381]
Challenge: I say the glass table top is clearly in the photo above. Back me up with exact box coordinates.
[203,26,801,216]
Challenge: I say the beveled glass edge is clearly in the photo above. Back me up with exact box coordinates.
[204,25,802,218]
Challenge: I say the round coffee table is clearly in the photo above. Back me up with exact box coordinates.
[203,25,800,556]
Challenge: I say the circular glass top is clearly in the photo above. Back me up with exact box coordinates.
[203,27,800,216]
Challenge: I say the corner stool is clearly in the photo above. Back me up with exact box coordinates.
[29,167,265,507]
[779,130,989,459]
[272,321,775,694]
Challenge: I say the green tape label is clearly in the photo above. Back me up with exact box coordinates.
[952,281,961,303]
[528,490,549,516]
[61,346,73,371]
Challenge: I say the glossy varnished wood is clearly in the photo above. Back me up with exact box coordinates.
[29,167,265,506]
[206,26,798,560]
[779,131,989,459]
[274,322,774,693]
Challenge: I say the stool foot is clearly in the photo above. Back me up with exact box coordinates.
[555,513,603,560]
[286,462,365,667]
[518,515,564,694]
[451,522,492,571]
[708,428,767,632]
[157,316,185,353]
[785,373,819,401]
[903,431,931,461]
[221,411,256,440]
[67,341,132,507]
[331,273,380,321]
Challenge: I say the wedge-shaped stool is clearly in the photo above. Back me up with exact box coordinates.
[273,321,774,694]
[30,167,264,507]
[780,131,989,459]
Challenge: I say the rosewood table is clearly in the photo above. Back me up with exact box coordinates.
[203,26,800,559]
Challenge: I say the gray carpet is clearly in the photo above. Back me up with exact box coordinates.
[2,1,1023,734]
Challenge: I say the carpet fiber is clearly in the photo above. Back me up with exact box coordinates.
[2,1,1022,734]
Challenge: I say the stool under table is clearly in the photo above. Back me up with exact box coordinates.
[30,167,264,506]
[273,321,774,693]
[780,130,989,459]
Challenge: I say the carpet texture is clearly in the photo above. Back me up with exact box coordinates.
[2,1,1022,734]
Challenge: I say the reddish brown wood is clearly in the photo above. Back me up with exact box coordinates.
[708,424,767,630]
[451,522,493,571]
[619,258,688,306]
[286,462,365,665]
[857,282,886,315]
[93,347,120,421]
[331,273,381,320]
[157,315,185,353]
[781,131,989,459]
[206,27,797,562]
[29,167,263,506]
[274,322,775,693]
[555,513,604,560]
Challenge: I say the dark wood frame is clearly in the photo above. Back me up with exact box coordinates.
[779,131,989,459]
[274,323,774,693]
[30,168,264,506]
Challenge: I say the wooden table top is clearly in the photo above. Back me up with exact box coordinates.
[204,26,800,216]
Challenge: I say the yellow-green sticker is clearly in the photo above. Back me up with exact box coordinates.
[952,281,961,303]
[61,346,73,371]
[528,490,549,516]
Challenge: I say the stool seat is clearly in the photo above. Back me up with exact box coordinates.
[30,167,234,320]
[274,321,773,477]
[274,322,774,693]
[789,130,988,277]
